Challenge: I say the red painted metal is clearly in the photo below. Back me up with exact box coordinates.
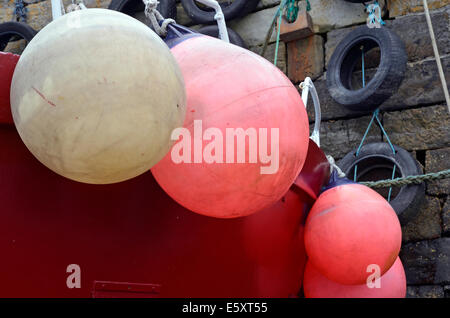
[0,52,329,298]
[0,52,18,124]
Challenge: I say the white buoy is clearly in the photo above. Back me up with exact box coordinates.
[10,9,186,184]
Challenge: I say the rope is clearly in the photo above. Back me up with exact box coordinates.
[361,169,450,189]
[422,0,450,113]
[261,0,311,59]
[327,155,346,178]
[366,1,385,28]
[13,0,27,22]
[143,0,175,37]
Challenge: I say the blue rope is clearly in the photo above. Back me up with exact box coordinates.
[366,1,385,28]
[354,45,396,201]
[13,0,27,22]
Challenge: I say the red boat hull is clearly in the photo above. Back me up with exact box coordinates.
[0,52,328,298]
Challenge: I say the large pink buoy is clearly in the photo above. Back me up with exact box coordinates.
[151,35,310,218]
[303,257,406,298]
[304,182,402,285]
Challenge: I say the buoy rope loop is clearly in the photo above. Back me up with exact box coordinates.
[143,0,176,37]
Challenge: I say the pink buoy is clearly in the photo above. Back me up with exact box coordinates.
[151,35,310,218]
[304,181,402,285]
[303,257,406,298]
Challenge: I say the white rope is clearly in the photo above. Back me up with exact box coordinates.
[326,155,346,178]
[423,0,450,113]
[143,0,175,37]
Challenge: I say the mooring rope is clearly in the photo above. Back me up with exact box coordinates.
[360,169,450,189]
[261,0,311,60]
[143,0,175,37]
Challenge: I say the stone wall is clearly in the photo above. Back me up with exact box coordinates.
[1,0,449,298]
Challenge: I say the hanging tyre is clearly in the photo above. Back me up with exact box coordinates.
[338,142,425,225]
[181,0,260,25]
[326,25,407,112]
[108,0,177,19]
[0,22,37,52]
[198,25,247,49]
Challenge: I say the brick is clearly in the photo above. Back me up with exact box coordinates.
[383,105,450,151]
[402,196,441,243]
[287,34,324,82]
[279,11,314,43]
[425,148,450,195]
[388,0,450,18]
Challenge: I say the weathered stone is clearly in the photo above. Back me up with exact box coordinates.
[445,285,450,298]
[250,41,287,74]
[3,39,26,55]
[383,105,450,151]
[312,115,382,159]
[309,56,450,121]
[435,238,450,284]
[25,0,112,31]
[407,285,445,298]
[402,196,441,243]
[0,0,15,23]
[443,196,450,235]
[425,148,450,195]
[400,238,450,285]
[25,1,52,31]
[176,2,195,26]
[228,6,278,47]
[287,34,324,82]
[388,0,449,18]
[256,0,280,11]
[325,8,450,66]
[297,0,386,34]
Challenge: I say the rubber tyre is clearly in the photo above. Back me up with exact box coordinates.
[338,142,425,225]
[0,22,37,52]
[181,0,260,24]
[198,25,247,49]
[108,0,177,19]
[326,25,407,112]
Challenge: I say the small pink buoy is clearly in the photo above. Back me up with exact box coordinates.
[303,257,406,298]
[304,181,402,285]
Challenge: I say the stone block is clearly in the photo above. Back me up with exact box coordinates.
[307,56,450,121]
[402,196,441,243]
[325,8,450,66]
[388,0,449,18]
[400,238,450,285]
[228,6,278,47]
[298,0,386,33]
[407,285,445,298]
[312,114,382,159]
[383,105,450,151]
[287,34,324,82]
[425,147,450,195]
[250,41,287,74]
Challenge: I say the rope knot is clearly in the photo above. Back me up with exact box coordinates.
[143,0,174,37]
